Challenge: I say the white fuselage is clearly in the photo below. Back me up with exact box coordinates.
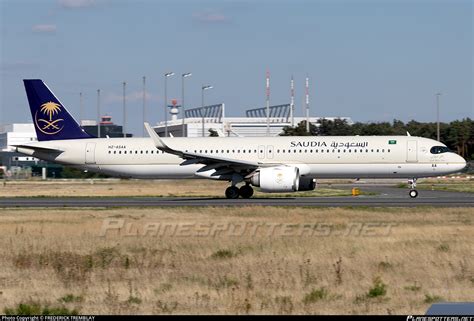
[16,136,466,180]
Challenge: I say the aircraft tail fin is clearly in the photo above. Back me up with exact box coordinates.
[23,79,93,141]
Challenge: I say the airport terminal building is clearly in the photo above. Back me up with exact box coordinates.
[153,103,353,137]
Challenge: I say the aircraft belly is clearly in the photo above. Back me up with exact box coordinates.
[95,164,201,179]
[307,163,435,178]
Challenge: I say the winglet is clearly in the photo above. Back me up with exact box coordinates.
[406,131,411,136]
[144,122,168,149]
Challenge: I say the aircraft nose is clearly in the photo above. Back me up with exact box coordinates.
[457,155,467,172]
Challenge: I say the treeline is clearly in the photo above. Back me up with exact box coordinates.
[281,118,474,160]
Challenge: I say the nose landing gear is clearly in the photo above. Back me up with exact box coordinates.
[408,178,418,198]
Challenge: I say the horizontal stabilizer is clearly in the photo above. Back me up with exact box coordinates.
[13,144,64,153]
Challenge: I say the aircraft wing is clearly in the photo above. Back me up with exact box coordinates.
[144,123,278,171]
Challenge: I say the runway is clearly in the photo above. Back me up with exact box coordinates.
[0,186,472,207]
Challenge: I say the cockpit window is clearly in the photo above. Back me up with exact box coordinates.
[430,146,450,154]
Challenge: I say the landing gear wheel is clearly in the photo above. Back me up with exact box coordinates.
[409,189,418,198]
[408,178,418,198]
[225,186,240,199]
[239,185,254,199]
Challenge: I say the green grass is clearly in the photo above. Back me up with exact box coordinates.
[367,277,387,298]
[4,302,79,315]
[303,287,328,304]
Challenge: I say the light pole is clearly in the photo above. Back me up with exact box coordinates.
[164,72,174,137]
[201,85,213,137]
[97,89,101,138]
[305,75,310,133]
[436,93,441,142]
[122,81,126,138]
[79,92,83,126]
[142,76,146,137]
[181,73,192,137]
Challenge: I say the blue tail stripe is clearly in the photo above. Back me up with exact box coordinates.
[23,79,94,141]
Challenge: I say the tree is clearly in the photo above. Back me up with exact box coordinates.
[208,129,219,137]
[280,121,317,136]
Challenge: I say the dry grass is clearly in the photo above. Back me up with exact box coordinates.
[0,206,473,315]
[0,179,359,198]
[417,180,474,193]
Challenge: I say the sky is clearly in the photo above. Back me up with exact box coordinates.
[0,0,472,136]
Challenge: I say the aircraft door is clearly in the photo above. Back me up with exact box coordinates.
[406,140,418,163]
[258,145,265,160]
[85,142,96,164]
[267,145,274,159]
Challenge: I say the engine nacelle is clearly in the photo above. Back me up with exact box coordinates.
[250,166,299,193]
[298,176,316,191]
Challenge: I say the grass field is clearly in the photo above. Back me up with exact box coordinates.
[0,206,472,315]
[0,179,368,198]
[418,181,474,193]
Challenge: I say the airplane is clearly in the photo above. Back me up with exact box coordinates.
[14,79,467,199]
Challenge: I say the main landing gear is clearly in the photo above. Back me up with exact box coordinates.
[225,184,254,199]
[408,178,418,198]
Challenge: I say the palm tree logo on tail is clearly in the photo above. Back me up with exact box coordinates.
[35,101,65,135]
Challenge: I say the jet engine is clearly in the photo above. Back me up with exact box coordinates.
[250,166,300,193]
